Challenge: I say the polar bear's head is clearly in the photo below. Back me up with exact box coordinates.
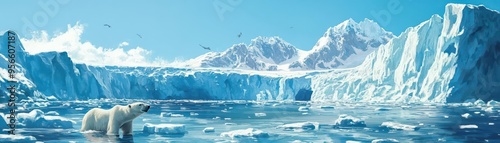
[128,102,151,113]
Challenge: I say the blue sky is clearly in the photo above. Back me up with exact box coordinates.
[1,0,500,65]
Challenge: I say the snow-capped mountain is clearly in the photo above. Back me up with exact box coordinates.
[289,18,394,70]
[310,3,500,103]
[185,18,393,71]
[184,36,306,71]
[0,3,499,103]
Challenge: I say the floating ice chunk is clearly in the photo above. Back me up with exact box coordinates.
[160,112,172,117]
[213,116,220,120]
[190,112,199,116]
[46,111,59,116]
[220,128,269,139]
[171,114,184,117]
[459,124,478,129]
[0,134,37,143]
[302,113,309,115]
[46,96,58,101]
[17,109,76,129]
[254,113,267,117]
[142,123,186,135]
[483,107,500,112]
[380,122,420,131]
[203,127,215,133]
[444,115,449,118]
[461,113,471,118]
[298,106,309,112]
[334,114,366,127]
[489,123,495,125]
[224,118,231,121]
[346,141,362,143]
[74,108,84,111]
[487,100,499,106]
[276,122,319,131]
[474,99,486,105]
[474,111,480,114]
[375,107,391,111]
[225,123,236,126]
[371,138,400,143]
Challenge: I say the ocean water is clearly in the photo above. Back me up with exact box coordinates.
[5,100,500,143]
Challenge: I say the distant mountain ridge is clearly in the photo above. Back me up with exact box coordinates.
[183,18,394,71]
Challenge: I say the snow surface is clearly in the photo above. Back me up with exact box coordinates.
[182,19,394,71]
[142,123,187,135]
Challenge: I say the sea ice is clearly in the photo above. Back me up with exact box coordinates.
[334,114,366,127]
[203,127,215,133]
[371,138,400,143]
[45,111,59,116]
[461,113,471,118]
[459,124,478,129]
[276,122,319,131]
[142,123,187,135]
[298,106,309,112]
[380,122,420,131]
[220,128,269,139]
[254,113,267,117]
[17,109,76,129]
[0,134,37,143]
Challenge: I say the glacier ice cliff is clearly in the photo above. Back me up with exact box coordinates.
[310,4,500,103]
[1,3,499,103]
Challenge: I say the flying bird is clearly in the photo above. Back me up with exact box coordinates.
[136,34,142,38]
[237,32,242,38]
[104,24,111,28]
[199,44,211,50]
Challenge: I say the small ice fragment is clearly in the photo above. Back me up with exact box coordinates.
[190,112,199,116]
[203,127,215,133]
[461,113,471,119]
[298,106,309,112]
[459,124,478,129]
[254,113,267,117]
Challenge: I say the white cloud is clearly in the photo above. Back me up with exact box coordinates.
[118,42,129,47]
[20,22,180,67]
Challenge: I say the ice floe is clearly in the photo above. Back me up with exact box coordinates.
[276,122,319,131]
[142,123,187,135]
[220,128,269,139]
[380,122,420,131]
[334,114,366,127]
[16,109,76,129]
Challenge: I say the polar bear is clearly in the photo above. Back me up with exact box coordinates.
[80,102,150,135]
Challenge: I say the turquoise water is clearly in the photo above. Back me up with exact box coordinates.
[5,100,500,143]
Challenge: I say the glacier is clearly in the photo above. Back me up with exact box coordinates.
[1,3,500,103]
[310,4,500,103]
